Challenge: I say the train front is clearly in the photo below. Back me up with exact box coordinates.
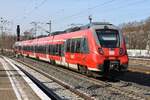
[91,23,128,75]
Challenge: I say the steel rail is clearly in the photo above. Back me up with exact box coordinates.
[14,57,149,100]
[13,58,94,100]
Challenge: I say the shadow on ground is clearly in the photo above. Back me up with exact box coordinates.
[116,71,150,87]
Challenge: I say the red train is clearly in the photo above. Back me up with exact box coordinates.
[14,22,128,76]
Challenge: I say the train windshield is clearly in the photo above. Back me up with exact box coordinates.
[96,29,120,48]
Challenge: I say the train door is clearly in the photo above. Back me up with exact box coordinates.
[61,42,68,67]
[80,38,89,65]
[33,45,36,58]
[46,45,49,61]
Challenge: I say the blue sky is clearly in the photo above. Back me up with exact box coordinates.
[0,0,150,35]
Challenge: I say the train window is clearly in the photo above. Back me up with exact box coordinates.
[30,46,31,51]
[61,44,64,56]
[23,46,24,50]
[25,46,27,51]
[29,46,31,51]
[55,44,59,55]
[33,46,35,52]
[37,46,39,53]
[49,45,53,55]
[39,46,42,53]
[75,38,81,53]
[51,45,55,55]
[26,46,28,51]
[35,46,38,53]
[38,46,40,53]
[40,46,42,53]
[24,46,25,51]
[81,38,89,53]
[96,29,120,48]
[48,45,50,54]
[43,45,46,54]
[42,46,44,53]
[28,46,30,51]
[66,39,71,52]
[37,45,45,54]
[44,45,46,54]
[58,44,61,56]
[48,43,64,56]
[30,46,32,51]
[53,45,56,55]
[18,46,21,50]
[71,39,75,53]
[24,46,26,51]
[31,46,33,52]
[41,46,44,53]
[45,45,48,54]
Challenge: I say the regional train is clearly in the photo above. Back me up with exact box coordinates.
[14,22,128,77]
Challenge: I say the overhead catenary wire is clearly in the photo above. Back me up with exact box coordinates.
[53,0,117,23]
[95,0,147,16]
[30,0,147,35]
[55,0,145,23]
[53,0,147,31]
[23,0,48,19]
[13,0,125,32]
[13,0,149,36]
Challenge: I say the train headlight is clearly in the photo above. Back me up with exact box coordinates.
[99,48,104,55]
[119,48,124,55]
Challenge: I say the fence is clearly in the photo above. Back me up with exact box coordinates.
[127,49,150,57]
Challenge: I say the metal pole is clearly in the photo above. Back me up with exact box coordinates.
[16,25,20,41]
[31,22,37,38]
[0,17,4,49]
[88,15,92,24]
[47,20,51,35]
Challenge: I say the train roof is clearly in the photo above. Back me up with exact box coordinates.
[15,22,118,45]
[48,22,115,36]
[82,22,112,28]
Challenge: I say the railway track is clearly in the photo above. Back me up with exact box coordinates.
[4,56,93,100]
[129,57,150,74]
[12,56,150,100]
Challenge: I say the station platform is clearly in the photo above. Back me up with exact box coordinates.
[0,62,17,100]
[0,57,41,100]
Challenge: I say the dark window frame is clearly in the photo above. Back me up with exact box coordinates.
[80,38,89,54]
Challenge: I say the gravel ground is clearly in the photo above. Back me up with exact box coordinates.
[129,58,150,69]
[14,56,150,100]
